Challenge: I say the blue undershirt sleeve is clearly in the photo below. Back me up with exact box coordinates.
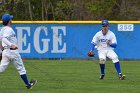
[91,43,96,51]
[110,43,117,48]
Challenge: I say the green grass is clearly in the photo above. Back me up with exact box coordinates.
[0,59,140,93]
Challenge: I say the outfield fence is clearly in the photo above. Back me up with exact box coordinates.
[0,21,139,59]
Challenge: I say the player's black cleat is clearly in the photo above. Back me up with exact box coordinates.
[100,74,105,80]
[26,80,37,89]
[119,74,126,80]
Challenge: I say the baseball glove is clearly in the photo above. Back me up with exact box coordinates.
[87,51,95,57]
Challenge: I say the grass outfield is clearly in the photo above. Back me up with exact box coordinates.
[0,59,140,93]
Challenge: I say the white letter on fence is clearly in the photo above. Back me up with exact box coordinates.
[16,27,31,53]
[34,26,50,54]
[51,26,66,53]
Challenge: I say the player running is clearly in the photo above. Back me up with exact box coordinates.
[88,20,125,80]
[0,14,37,89]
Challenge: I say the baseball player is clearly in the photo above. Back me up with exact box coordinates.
[0,14,37,89]
[88,20,125,80]
[0,39,3,61]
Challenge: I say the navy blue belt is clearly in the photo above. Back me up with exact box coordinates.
[10,48,17,50]
[4,47,17,50]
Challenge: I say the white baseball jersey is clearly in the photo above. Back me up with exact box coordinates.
[0,26,17,48]
[0,26,26,75]
[91,30,117,51]
[0,28,3,54]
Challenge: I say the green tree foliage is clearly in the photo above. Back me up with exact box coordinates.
[0,0,140,20]
[54,0,73,20]
[86,0,122,20]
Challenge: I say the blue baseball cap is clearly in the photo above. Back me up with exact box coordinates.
[2,14,13,23]
[102,20,109,26]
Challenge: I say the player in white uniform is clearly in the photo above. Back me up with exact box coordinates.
[0,14,37,89]
[0,35,3,60]
[90,20,125,80]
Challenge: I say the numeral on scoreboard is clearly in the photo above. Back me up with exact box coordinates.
[118,24,134,31]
